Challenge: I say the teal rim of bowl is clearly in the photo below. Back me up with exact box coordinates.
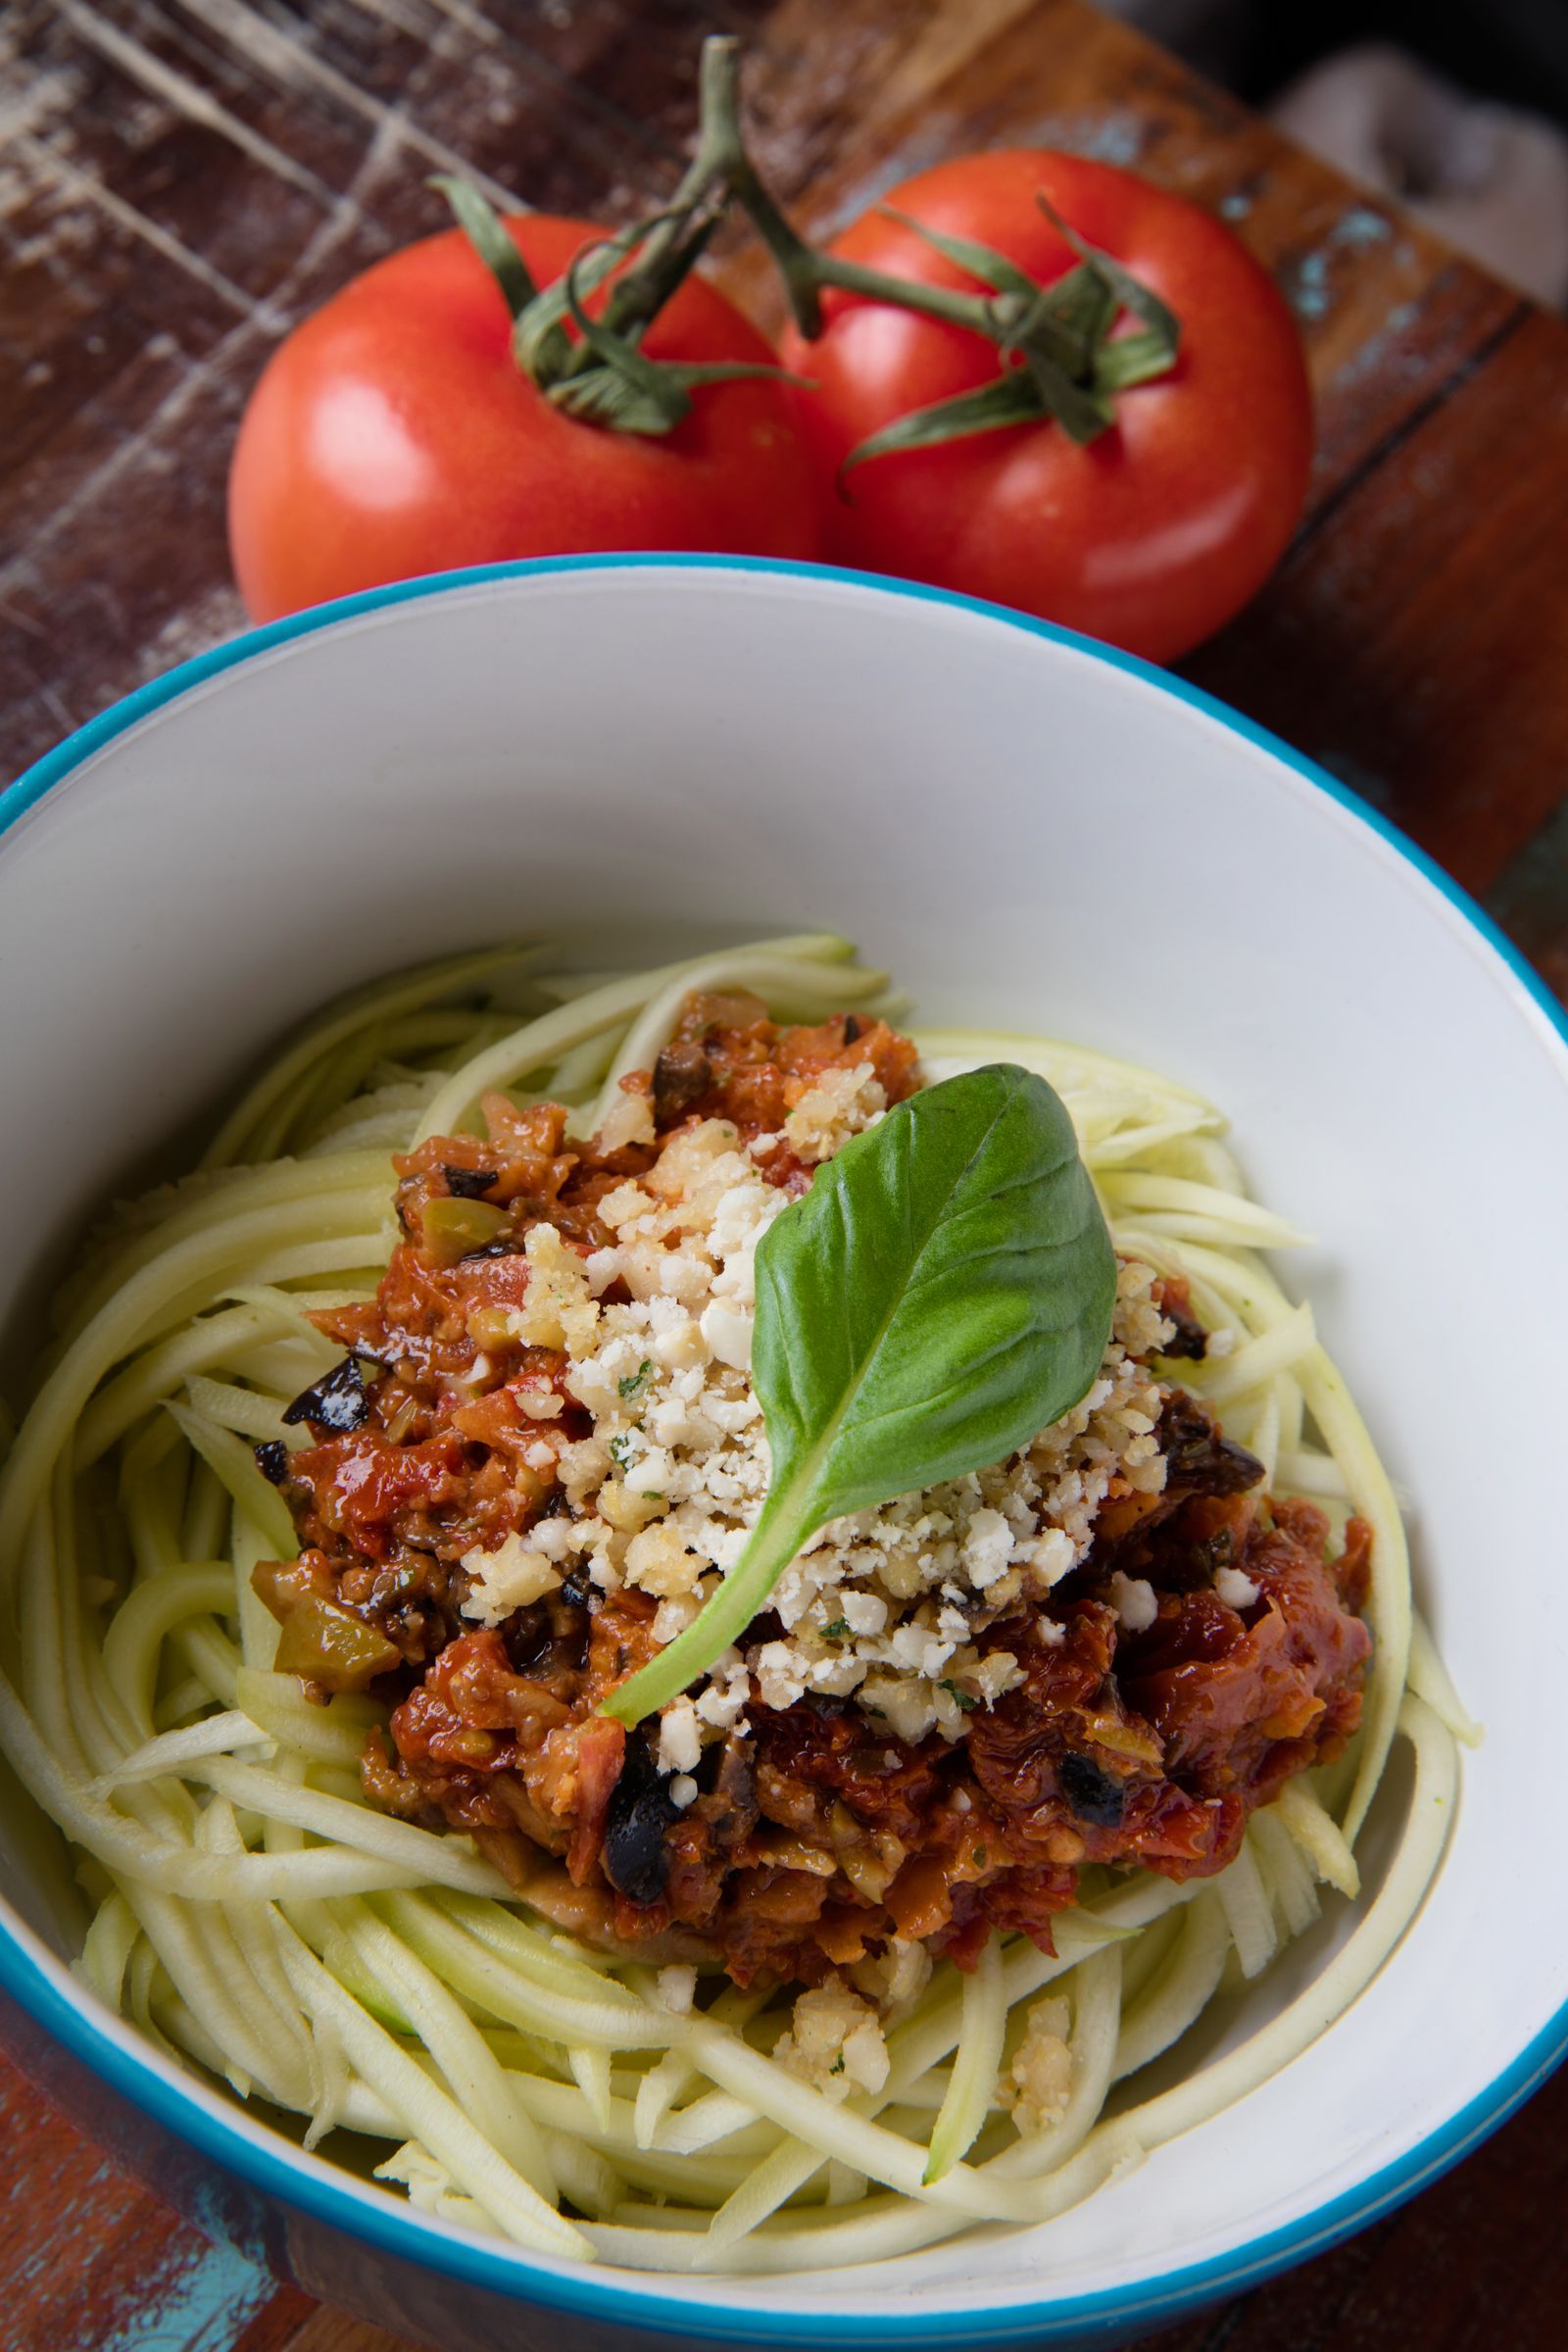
[3,553,1567,2344]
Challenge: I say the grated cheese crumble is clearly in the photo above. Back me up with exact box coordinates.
[999,1995,1074,2133]
[775,1976,891,2097]
[1215,1565,1261,1611]
[461,1105,1180,1760]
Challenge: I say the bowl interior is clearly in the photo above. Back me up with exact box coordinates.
[2,560,1566,2329]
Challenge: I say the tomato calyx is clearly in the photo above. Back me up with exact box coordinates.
[818,197,1181,478]
[435,35,1180,458]
[688,37,1183,470]
[434,42,812,438]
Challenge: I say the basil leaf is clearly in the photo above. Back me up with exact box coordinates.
[754,1063,1115,1516]
[604,1064,1115,1726]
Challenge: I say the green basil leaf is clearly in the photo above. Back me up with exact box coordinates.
[755,1063,1115,1515]
[604,1063,1115,1726]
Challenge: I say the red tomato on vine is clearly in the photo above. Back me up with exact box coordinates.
[229,212,820,623]
[228,39,1311,662]
[779,152,1314,662]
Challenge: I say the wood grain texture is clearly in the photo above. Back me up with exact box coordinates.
[2,2,1565,2348]
[0,2042,275,2352]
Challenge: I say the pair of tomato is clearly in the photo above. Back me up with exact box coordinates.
[229,153,1312,664]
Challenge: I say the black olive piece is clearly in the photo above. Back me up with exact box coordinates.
[281,1355,373,1434]
[1197,1525,1235,1575]
[652,1039,712,1125]
[842,1013,862,1044]
[559,1573,591,1611]
[442,1164,501,1200]
[1157,1298,1209,1360]
[1059,1752,1127,1828]
[703,1736,759,1839]
[1159,1392,1263,1494]
[254,1439,289,1485]
[1209,1434,1267,1493]
[461,1238,522,1262]
[601,1743,678,1905]
[502,1604,553,1674]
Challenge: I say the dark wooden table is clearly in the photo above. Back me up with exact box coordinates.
[3,3,1567,2347]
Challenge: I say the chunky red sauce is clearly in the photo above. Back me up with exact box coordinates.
[258,996,1372,1986]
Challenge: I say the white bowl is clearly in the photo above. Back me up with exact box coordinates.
[2,557,1566,2350]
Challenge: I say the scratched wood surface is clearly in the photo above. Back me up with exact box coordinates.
[3,3,1567,2348]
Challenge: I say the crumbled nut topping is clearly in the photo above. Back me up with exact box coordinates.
[462,1113,1174,1759]
[775,1975,891,2098]
[999,1995,1074,2133]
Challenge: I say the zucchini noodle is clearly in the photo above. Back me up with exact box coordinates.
[0,938,1461,2271]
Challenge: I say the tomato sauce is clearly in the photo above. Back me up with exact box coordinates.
[259,1000,1372,1986]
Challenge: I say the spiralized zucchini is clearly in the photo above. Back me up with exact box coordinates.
[0,937,1465,2271]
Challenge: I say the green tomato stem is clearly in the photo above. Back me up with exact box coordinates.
[435,30,1179,454]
